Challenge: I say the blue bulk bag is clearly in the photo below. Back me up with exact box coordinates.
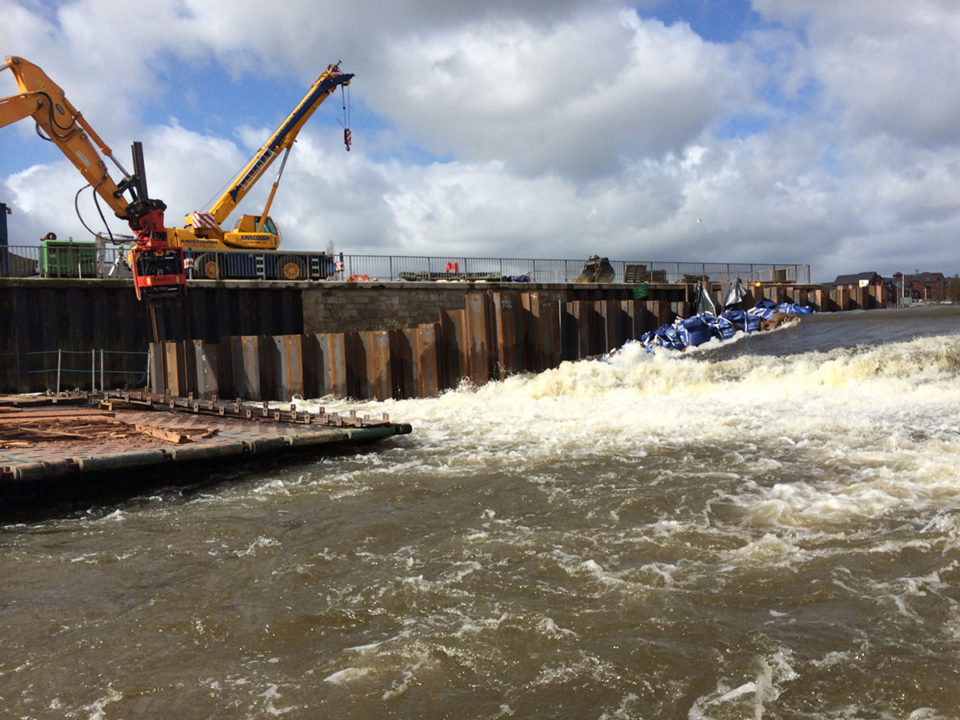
[709,314,738,340]
[680,315,713,347]
[777,302,814,315]
[749,304,776,321]
[642,324,686,351]
[721,309,762,333]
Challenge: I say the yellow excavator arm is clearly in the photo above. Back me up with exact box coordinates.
[1,56,144,223]
[1,56,183,300]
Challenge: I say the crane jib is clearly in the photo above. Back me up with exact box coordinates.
[227,149,276,203]
[227,72,353,203]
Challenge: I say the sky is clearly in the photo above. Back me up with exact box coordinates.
[2,0,959,283]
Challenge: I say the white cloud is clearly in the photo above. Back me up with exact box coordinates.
[754,0,960,145]
[368,9,748,177]
[3,0,960,282]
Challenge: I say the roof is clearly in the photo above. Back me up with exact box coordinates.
[830,271,879,287]
[889,271,946,285]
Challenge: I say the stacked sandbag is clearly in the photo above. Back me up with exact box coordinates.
[638,301,814,352]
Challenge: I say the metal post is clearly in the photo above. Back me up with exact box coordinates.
[100,348,104,393]
[91,349,96,392]
[0,202,9,277]
[56,349,62,394]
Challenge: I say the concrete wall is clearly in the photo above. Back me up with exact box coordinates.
[299,280,689,333]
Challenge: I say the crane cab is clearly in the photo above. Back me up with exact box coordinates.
[222,214,281,250]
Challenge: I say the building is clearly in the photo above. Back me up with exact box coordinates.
[829,271,881,290]
[891,272,946,303]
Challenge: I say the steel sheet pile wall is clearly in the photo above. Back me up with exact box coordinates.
[149,291,684,402]
[751,283,886,311]
[0,281,303,393]
[0,277,885,397]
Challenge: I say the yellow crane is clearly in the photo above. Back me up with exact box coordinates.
[1,55,353,298]
[170,62,353,266]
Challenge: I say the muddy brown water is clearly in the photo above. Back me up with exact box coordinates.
[2,306,960,718]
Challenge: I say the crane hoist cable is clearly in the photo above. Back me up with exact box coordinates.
[340,83,351,151]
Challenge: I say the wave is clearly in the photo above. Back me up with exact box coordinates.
[300,334,960,437]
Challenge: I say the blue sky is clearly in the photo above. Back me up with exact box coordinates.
[644,0,760,42]
[3,0,960,282]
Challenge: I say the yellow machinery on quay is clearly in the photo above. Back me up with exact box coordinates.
[1,55,353,299]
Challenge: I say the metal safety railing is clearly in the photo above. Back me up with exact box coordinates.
[1,244,811,285]
[1,242,129,279]
[333,255,811,285]
[25,349,150,393]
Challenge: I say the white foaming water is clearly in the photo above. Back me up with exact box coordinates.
[296,334,960,530]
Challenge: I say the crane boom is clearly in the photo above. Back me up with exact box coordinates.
[208,63,353,225]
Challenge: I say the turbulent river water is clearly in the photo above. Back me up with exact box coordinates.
[3,306,960,719]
